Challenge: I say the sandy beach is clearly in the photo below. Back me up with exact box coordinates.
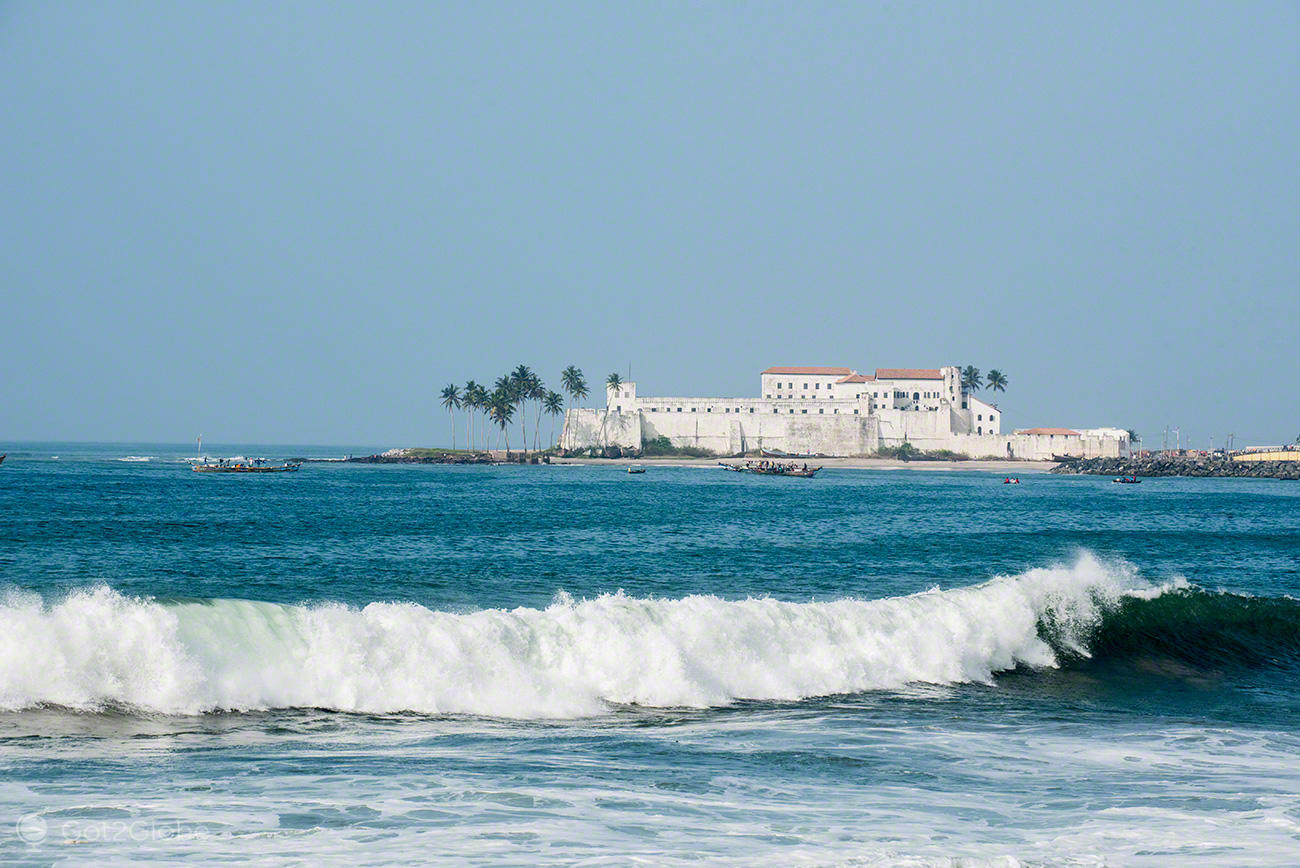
[549,456,1058,472]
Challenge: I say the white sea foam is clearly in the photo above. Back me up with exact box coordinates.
[117,455,156,462]
[0,554,1166,717]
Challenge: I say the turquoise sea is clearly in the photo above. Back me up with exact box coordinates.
[2,443,1300,865]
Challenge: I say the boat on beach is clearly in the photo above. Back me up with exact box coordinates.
[627,465,646,474]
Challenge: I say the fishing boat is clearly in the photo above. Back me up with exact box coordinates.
[192,458,300,473]
[1112,476,1141,484]
[1003,477,1020,484]
[0,454,5,465]
[720,461,821,478]
[627,465,646,474]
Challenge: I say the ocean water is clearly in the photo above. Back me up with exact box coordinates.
[2,443,1300,865]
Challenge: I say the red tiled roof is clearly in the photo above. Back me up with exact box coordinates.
[762,366,854,376]
[875,368,944,380]
[1016,427,1081,436]
[836,373,874,383]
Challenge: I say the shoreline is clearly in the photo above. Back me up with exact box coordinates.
[550,456,1058,472]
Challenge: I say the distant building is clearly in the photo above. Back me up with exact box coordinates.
[563,365,1127,459]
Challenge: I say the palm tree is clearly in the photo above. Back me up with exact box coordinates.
[493,374,513,451]
[986,369,1008,393]
[960,366,982,395]
[528,374,547,452]
[463,380,482,452]
[560,366,587,449]
[440,384,460,450]
[510,364,534,458]
[475,383,492,450]
[602,372,623,450]
[543,390,565,448]
[489,388,515,456]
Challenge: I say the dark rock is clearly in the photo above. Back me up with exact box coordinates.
[1049,455,1300,479]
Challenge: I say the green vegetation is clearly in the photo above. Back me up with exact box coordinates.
[641,436,718,458]
[403,447,480,458]
[875,442,968,461]
[986,369,1008,393]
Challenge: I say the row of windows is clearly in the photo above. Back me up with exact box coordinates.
[766,387,953,403]
[637,403,955,415]
[642,406,863,415]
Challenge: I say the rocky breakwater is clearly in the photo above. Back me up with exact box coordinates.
[1051,455,1300,479]
[346,448,498,465]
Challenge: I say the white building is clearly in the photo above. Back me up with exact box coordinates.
[563,365,1127,459]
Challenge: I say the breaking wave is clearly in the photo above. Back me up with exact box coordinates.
[2,554,1291,718]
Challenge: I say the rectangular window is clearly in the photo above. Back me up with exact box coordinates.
[853,409,859,414]
[801,409,808,414]
[803,383,808,389]
[773,408,779,413]
[691,407,696,412]
[749,408,754,413]
[815,383,820,389]
[818,409,824,414]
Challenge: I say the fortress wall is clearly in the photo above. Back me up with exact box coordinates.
[562,409,1124,460]
[564,409,875,455]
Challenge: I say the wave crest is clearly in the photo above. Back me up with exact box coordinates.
[0,554,1199,717]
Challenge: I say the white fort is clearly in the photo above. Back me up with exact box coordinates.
[561,365,1128,460]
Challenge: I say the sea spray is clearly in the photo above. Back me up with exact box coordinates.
[1,554,1171,717]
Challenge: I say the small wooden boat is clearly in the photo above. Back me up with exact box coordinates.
[627,465,646,474]
[1003,477,1020,484]
[0,453,5,465]
[723,461,821,477]
[1112,476,1141,484]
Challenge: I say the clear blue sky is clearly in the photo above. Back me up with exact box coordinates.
[3,1,1297,448]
